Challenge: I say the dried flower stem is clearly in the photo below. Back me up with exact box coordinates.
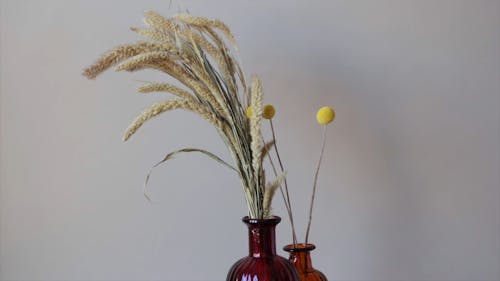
[269,120,297,245]
[305,125,328,244]
[265,140,297,245]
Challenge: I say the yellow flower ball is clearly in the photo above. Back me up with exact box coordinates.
[316,106,335,125]
[263,104,275,119]
[246,106,252,118]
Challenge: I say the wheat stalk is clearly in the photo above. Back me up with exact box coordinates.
[174,13,238,50]
[123,99,223,141]
[250,76,263,178]
[263,173,286,218]
[130,27,173,45]
[83,42,165,79]
[144,10,179,32]
[138,82,193,99]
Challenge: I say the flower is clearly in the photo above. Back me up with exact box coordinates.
[246,106,252,118]
[316,106,335,125]
[263,104,275,119]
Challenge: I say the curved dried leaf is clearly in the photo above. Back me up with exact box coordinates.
[143,148,237,201]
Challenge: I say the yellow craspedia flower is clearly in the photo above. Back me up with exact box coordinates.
[246,106,252,118]
[263,104,275,119]
[316,106,335,125]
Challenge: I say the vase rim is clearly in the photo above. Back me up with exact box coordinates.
[283,243,316,252]
[242,215,281,225]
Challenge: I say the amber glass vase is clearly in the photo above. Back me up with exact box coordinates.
[283,243,328,281]
[226,216,300,281]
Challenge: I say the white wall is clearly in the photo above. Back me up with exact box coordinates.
[1,1,499,280]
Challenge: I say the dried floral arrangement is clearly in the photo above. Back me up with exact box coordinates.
[83,11,335,244]
[83,11,286,220]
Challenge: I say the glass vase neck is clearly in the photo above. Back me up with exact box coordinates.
[243,216,280,258]
[283,243,316,272]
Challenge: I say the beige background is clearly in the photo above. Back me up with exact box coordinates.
[1,0,499,280]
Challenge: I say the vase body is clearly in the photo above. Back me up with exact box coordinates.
[283,243,328,281]
[227,216,300,281]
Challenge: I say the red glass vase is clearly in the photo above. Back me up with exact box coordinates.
[227,216,300,281]
[283,243,328,281]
